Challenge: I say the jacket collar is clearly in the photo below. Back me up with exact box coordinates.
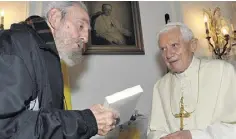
[11,16,59,56]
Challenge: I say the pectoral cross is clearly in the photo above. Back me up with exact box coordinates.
[174,97,191,131]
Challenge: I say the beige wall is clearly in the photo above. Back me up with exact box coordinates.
[0,1,28,29]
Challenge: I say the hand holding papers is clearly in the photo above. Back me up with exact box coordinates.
[90,104,119,136]
[104,85,143,125]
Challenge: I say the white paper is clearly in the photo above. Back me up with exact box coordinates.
[104,85,143,125]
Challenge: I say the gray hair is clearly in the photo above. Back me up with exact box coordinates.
[157,22,194,43]
[43,1,88,20]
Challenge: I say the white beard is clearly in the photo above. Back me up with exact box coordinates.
[55,38,84,67]
[59,47,84,67]
[54,27,84,67]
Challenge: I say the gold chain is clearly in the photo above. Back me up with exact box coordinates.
[170,59,201,116]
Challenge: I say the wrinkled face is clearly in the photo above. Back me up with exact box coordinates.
[158,27,197,73]
[102,5,112,16]
[49,3,90,67]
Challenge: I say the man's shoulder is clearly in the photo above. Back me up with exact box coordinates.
[1,23,34,39]
[0,29,26,48]
[0,26,38,55]
[201,58,224,65]
[200,58,234,72]
[154,72,172,89]
[94,14,103,20]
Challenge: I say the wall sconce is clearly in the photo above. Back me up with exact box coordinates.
[0,9,4,30]
[203,7,236,59]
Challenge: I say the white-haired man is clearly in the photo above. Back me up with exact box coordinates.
[148,22,236,139]
[0,1,118,139]
[94,4,132,45]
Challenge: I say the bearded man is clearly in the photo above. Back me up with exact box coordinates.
[0,1,118,139]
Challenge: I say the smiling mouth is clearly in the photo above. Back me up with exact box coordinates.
[169,60,178,64]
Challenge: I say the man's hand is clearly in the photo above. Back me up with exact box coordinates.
[90,104,119,136]
[161,130,192,139]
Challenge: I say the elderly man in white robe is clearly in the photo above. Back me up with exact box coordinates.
[94,4,132,45]
[148,22,236,139]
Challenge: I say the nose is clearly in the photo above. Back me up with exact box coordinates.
[165,47,173,59]
[79,29,89,43]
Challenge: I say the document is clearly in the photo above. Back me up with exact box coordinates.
[104,85,143,125]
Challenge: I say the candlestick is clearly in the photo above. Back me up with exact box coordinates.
[204,15,209,30]
[1,16,4,25]
[231,24,235,32]
[0,10,4,29]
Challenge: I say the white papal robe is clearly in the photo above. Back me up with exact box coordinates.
[148,56,236,139]
[94,15,130,44]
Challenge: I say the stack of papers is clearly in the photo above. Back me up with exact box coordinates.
[104,85,143,125]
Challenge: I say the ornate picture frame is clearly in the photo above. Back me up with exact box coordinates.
[82,1,144,55]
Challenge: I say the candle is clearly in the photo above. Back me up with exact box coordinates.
[231,24,235,31]
[222,28,228,35]
[1,10,4,26]
[204,15,209,30]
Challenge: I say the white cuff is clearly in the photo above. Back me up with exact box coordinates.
[190,130,212,139]
[160,133,168,138]
[147,131,168,139]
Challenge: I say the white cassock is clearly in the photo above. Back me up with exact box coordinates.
[148,56,236,139]
[94,15,130,45]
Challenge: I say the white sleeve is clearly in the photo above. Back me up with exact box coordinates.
[94,16,109,35]
[112,18,131,35]
[147,82,169,139]
[191,123,236,139]
[147,131,167,139]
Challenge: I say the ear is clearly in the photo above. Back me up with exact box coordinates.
[47,8,63,30]
[190,38,198,52]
